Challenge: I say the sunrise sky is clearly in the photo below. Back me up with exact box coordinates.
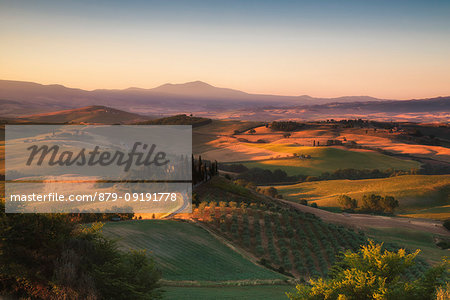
[1,0,450,99]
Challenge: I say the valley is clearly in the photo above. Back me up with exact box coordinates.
[1,103,449,299]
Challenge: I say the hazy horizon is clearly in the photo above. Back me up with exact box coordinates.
[1,0,450,99]
[2,77,450,100]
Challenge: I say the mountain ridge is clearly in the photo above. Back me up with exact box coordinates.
[0,79,448,122]
[0,79,393,101]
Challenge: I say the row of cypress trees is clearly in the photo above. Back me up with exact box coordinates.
[192,155,218,185]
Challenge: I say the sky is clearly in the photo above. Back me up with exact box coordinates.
[1,0,450,99]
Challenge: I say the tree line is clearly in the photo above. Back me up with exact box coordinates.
[225,166,420,185]
[270,121,305,132]
[137,114,212,127]
[338,193,399,213]
[192,155,218,185]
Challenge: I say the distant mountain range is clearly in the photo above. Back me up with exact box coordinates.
[0,79,384,116]
[0,79,449,122]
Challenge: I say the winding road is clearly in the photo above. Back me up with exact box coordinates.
[276,198,449,236]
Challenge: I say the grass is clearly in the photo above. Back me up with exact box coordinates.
[274,175,450,214]
[193,120,262,136]
[163,285,294,300]
[244,144,319,155]
[194,176,264,205]
[399,205,450,220]
[366,227,448,264]
[193,120,263,154]
[102,220,285,281]
[239,146,420,176]
[193,133,218,154]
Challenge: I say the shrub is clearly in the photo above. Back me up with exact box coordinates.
[337,195,358,210]
[271,121,304,132]
[256,245,265,256]
[220,216,227,232]
[261,187,278,198]
[360,194,399,213]
[0,214,162,299]
[443,219,450,231]
[436,283,450,300]
[283,256,292,270]
[287,241,448,300]
[229,201,237,208]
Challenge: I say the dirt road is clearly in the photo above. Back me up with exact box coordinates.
[278,199,450,236]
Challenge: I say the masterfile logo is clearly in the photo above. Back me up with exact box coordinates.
[5,125,192,181]
[4,125,192,214]
[25,142,170,171]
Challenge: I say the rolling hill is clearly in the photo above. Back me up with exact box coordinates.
[16,105,150,124]
[102,220,285,282]
[274,174,450,216]
[237,146,421,176]
[137,114,212,127]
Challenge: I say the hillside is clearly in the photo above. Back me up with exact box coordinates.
[194,122,450,164]
[304,97,450,113]
[102,220,285,282]
[237,146,420,176]
[17,105,150,124]
[184,176,439,281]
[137,114,212,127]
[2,79,448,122]
[164,286,294,300]
[274,175,450,216]
[192,119,264,156]
[191,177,368,278]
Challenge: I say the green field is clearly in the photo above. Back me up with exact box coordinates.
[366,227,449,264]
[193,120,262,136]
[164,285,294,300]
[240,146,420,176]
[102,220,285,281]
[399,205,450,220]
[274,175,450,213]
